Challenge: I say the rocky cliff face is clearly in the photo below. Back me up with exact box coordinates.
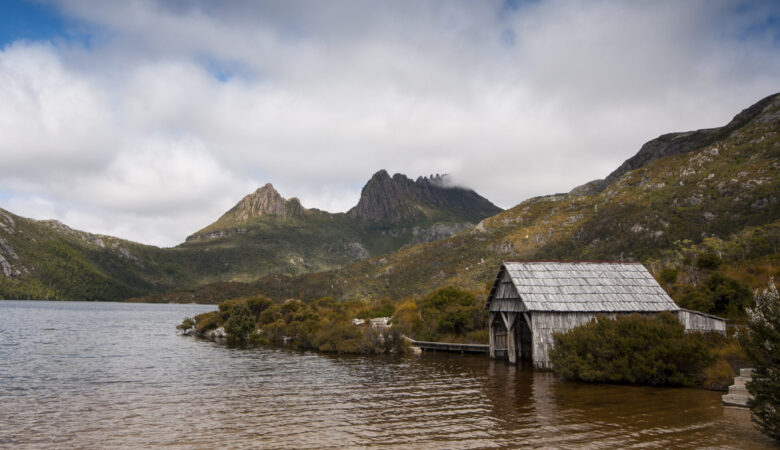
[227,183,305,221]
[186,183,305,241]
[572,92,780,195]
[347,170,502,223]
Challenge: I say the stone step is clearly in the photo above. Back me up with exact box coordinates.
[722,394,749,407]
[740,368,754,377]
[733,376,751,386]
[729,385,748,395]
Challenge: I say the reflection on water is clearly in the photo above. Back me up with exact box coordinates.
[0,301,773,449]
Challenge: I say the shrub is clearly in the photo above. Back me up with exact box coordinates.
[705,273,751,318]
[391,300,423,336]
[679,273,751,319]
[224,303,256,346]
[194,311,220,333]
[740,279,780,441]
[660,267,678,284]
[550,313,715,386]
[246,295,274,317]
[415,287,486,341]
[355,298,396,319]
[696,252,722,270]
[177,317,195,330]
[314,323,364,353]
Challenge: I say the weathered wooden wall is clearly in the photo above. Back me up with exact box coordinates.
[675,309,727,334]
[530,312,610,369]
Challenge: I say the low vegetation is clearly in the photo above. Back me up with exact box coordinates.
[179,286,487,355]
[391,287,487,343]
[550,313,747,388]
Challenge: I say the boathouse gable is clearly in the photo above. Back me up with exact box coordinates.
[486,261,726,369]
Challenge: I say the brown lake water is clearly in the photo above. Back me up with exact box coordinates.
[0,300,774,449]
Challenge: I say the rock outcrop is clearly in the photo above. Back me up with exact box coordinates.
[572,92,780,195]
[226,183,305,222]
[347,170,502,223]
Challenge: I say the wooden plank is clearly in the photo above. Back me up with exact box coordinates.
[409,339,489,354]
[489,312,496,358]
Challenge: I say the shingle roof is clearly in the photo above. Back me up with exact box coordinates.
[487,261,680,312]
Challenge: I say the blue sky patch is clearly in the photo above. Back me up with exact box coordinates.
[0,0,67,46]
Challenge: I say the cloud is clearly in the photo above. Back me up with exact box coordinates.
[0,0,778,246]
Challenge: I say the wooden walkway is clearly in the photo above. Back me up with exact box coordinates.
[408,339,489,354]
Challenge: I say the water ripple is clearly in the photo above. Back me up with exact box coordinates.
[0,301,774,449]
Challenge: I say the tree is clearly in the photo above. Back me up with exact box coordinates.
[741,278,780,440]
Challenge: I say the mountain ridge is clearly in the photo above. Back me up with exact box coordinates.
[0,169,504,300]
[572,92,780,196]
[134,92,779,306]
[2,93,777,303]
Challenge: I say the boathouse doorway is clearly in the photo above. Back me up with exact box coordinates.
[515,314,532,362]
[489,311,533,364]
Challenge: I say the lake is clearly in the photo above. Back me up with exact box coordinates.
[0,300,773,448]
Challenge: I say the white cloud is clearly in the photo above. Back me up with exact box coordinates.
[0,0,778,246]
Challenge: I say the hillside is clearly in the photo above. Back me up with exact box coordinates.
[141,93,779,307]
[176,171,502,283]
[0,171,501,300]
[0,212,192,300]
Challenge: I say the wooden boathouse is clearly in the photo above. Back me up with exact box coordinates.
[486,261,726,369]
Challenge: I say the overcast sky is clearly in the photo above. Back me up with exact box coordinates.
[0,0,778,247]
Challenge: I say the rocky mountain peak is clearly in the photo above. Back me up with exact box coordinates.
[347,170,502,223]
[227,183,304,223]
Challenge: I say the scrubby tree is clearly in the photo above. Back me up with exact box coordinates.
[224,303,255,346]
[741,279,780,440]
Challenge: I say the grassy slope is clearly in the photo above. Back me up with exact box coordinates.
[0,215,194,300]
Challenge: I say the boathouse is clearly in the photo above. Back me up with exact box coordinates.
[486,261,726,369]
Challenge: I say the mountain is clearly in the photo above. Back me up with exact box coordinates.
[347,170,501,223]
[0,171,502,300]
[176,171,501,283]
[141,92,779,305]
[186,183,305,241]
[0,211,192,300]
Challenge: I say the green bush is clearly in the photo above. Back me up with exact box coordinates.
[177,317,195,330]
[194,311,219,333]
[550,313,715,386]
[415,287,486,341]
[355,298,396,319]
[679,273,751,319]
[696,252,722,270]
[224,303,255,346]
[246,295,274,316]
[659,267,678,284]
[705,273,751,317]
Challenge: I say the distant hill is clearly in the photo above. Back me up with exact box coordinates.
[140,93,779,305]
[0,212,190,300]
[0,170,502,300]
